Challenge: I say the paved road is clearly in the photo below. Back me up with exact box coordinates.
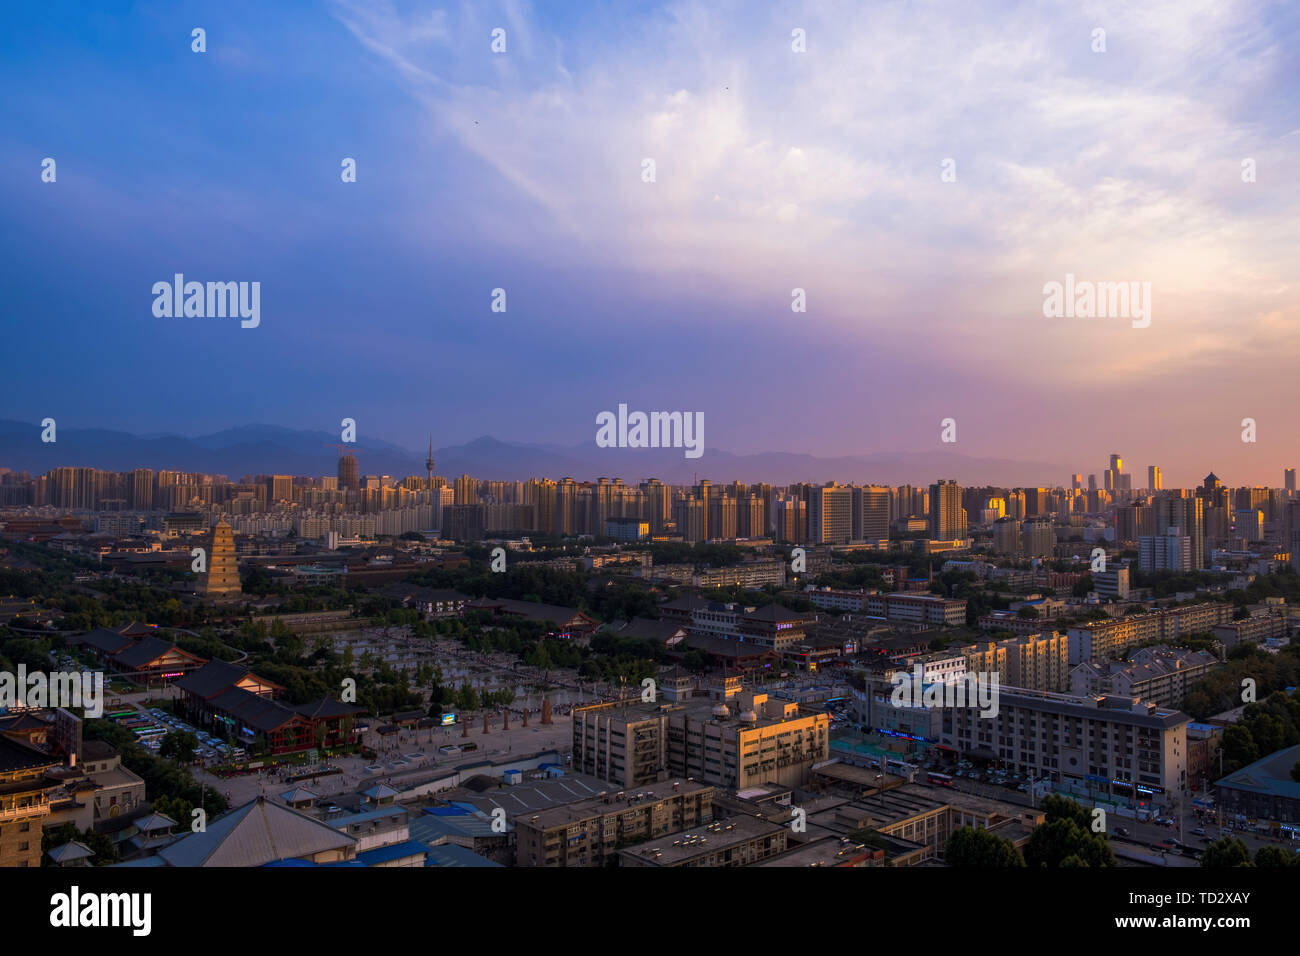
[946,775,1300,860]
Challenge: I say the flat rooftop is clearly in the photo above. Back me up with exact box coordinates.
[512,779,715,830]
[806,782,1030,833]
[812,763,907,790]
[574,695,819,730]
[755,836,886,867]
[619,814,784,867]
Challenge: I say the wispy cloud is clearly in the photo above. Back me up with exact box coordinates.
[335,0,1300,388]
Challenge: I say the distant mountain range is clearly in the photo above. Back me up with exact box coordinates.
[0,420,1065,486]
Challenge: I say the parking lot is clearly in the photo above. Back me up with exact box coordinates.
[113,702,246,764]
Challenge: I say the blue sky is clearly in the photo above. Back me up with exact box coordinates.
[2,0,1298,486]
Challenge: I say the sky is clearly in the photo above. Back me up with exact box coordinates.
[1,0,1298,488]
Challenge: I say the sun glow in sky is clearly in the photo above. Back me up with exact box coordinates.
[2,0,1298,485]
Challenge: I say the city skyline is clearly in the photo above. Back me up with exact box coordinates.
[3,419,1300,490]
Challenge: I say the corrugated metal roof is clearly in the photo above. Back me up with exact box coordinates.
[355,840,429,865]
[424,844,502,868]
[158,796,356,867]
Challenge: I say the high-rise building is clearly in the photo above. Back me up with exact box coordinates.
[553,478,579,535]
[443,504,486,541]
[694,480,713,541]
[853,485,891,543]
[1071,474,1083,491]
[1116,504,1153,543]
[774,495,806,544]
[928,480,964,539]
[1234,509,1264,543]
[1155,495,1205,569]
[1286,469,1297,494]
[640,479,670,534]
[708,493,738,540]
[1139,530,1192,572]
[1104,455,1132,500]
[1005,489,1026,520]
[738,494,766,539]
[128,468,154,511]
[1020,517,1054,558]
[1148,466,1162,491]
[453,474,479,506]
[808,483,853,544]
[337,453,359,492]
[266,475,293,503]
[1023,488,1048,517]
[673,495,706,543]
[993,517,1021,556]
[524,479,555,534]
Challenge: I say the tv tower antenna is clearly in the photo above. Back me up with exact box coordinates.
[426,435,436,488]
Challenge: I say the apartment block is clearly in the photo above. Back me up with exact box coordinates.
[692,560,787,589]
[941,688,1188,805]
[1212,613,1288,648]
[1068,647,1218,709]
[959,632,1068,691]
[808,483,854,545]
[513,781,714,867]
[1092,567,1131,601]
[573,691,830,791]
[864,592,967,627]
[1067,603,1234,664]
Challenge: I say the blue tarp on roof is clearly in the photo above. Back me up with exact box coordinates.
[356,840,429,866]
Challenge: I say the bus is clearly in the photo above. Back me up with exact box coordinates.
[927,772,954,787]
[106,709,137,720]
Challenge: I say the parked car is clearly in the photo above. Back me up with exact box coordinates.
[1192,827,1207,836]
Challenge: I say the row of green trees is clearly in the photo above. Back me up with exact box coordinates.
[1213,689,1300,776]
[82,719,228,818]
[945,795,1117,867]
[1181,645,1300,723]
[1200,837,1300,867]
